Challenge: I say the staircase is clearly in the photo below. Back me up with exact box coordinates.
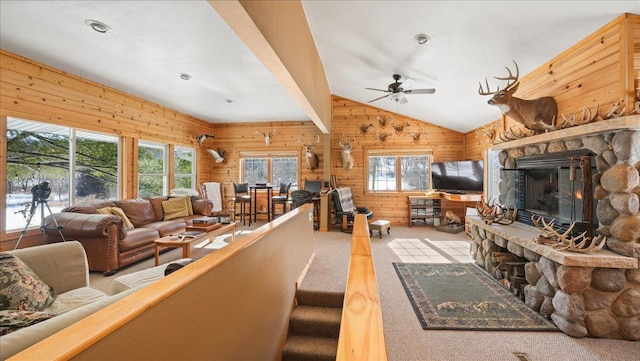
[282,289,345,361]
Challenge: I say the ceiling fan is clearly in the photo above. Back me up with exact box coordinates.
[366,74,435,104]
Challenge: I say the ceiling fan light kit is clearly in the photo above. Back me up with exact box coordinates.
[365,74,435,104]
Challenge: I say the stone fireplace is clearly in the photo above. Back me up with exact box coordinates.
[469,115,640,341]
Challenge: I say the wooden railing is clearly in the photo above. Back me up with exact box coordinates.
[336,214,388,360]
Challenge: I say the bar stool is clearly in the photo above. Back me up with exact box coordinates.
[271,183,291,219]
[233,183,251,226]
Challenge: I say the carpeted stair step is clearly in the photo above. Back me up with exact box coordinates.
[295,289,345,309]
[281,335,338,361]
[289,305,342,338]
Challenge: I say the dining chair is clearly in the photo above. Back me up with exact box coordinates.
[271,183,291,219]
[233,183,251,226]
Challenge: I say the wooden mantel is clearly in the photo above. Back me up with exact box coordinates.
[491,115,640,150]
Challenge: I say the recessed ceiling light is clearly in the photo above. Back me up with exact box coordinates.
[415,33,430,45]
[85,19,111,34]
[179,73,192,81]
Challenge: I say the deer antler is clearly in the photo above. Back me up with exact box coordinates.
[478,60,519,95]
[531,215,606,253]
[377,115,391,128]
[374,131,393,144]
[358,123,374,135]
[496,126,530,143]
[475,199,517,225]
[603,100,625,119]
[409,130,429,144]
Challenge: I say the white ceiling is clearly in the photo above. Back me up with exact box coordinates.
[1,1,638,133]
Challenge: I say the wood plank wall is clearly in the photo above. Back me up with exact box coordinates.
[207,120,324,209]
[466,13,640,165]
[0,50,214,249]
[330,96,465,225]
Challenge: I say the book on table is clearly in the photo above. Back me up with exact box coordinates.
[170,230,205,241]
[192,216,218,225]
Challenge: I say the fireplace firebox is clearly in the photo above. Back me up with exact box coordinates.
[504,149,597,236]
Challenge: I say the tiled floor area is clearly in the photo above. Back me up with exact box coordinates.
[387,237,473,263]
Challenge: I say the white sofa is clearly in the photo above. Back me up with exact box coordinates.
[0,241,137,360]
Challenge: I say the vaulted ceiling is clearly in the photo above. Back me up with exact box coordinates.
[1,1,638,133]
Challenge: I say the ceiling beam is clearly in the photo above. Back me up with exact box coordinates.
[209,0,331,134]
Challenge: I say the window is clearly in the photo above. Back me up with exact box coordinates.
[174,147,195,189]
[6,118,119,231]
[366,149,431,192]
[240,153,298,189]
[138,141,167,198]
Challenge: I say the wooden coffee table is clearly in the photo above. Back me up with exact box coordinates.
[154,222,236,266]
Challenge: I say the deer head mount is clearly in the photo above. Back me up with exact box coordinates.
[299,135,321,170]
[409,130,429,144]
[338,133,355,170]
[377,115,391,128]
[479,60,558,133]
[255,128,276,146]
[358,123,374,136]
[391,121,410,135]
[531,215,606,253]
[374,131,393,144]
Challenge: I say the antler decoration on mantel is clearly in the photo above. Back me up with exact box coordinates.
[196,134,215,145]
[475,199,517,225]
[531,215,606,253]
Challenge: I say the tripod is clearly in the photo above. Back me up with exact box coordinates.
[14,183,66,250]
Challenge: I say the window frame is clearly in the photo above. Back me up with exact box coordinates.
[5,117,120,232]
[364,148,433,194]
[137,140,169,197]
[174,146,196,189]
[239,151,298,189]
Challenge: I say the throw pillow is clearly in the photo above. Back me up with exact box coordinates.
[0,253,57,311]
[96,207,135,230]
[162,197,189,221]
[0,309,58,335]
[169,195,194,216]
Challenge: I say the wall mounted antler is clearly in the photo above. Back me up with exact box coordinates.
[391,121,410,135]
[409,129,429,144]
[374,131,393,144]
[476,199,517,225]
[358,123,374,136]
[531,215,606,253]
[255,127,276,146]
[299,135,321,170]
[196,134,215,145]
[377,115,391,128]
[479,60,558,133]
[338,133,355,170]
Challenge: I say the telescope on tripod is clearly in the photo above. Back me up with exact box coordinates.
[14,181,66,250]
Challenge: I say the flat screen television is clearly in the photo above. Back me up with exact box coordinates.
[431,160,484,193]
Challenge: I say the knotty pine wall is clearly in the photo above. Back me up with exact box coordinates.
[330,95,466,225]
[0,50,215,249]
[207,120,324,208]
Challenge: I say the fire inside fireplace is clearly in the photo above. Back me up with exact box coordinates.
[505,150,598,236]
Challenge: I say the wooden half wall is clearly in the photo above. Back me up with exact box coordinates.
[11,204,316,361]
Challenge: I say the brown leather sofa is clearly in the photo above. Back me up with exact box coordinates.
[43,197,212,275]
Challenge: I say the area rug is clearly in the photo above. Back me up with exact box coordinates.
[393,263,558,331]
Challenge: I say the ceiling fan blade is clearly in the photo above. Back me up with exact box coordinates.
[400,78,416,91]
[367,93,392,103]
[404,88,436,94]
[398,96,408,105]
[365,87,390,93]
